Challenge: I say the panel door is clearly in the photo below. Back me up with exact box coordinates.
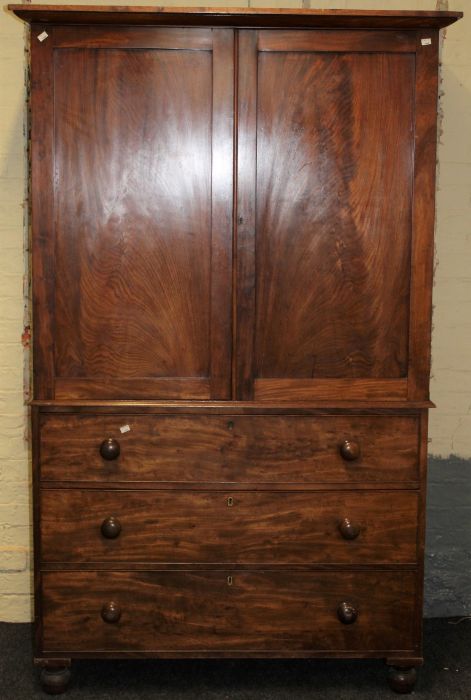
[31,26,234,400]
[235,29,438,402]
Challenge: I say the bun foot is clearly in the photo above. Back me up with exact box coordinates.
[387,666,418,694]
[40,666,71,695]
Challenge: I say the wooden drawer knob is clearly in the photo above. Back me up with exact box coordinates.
[101,516,122,539]
[339,518,360,540]
[100,438,120,460]
[101,601,121,624]
[337,602,358,625]
[339,439,360,461]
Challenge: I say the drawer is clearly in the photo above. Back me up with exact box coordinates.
[41,570,417,653]
[40,490,418,564]
[40,414,420,484]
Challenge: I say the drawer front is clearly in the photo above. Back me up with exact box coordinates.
[40,414,419,484]
[40,490,418,564]
[41,570,417,652]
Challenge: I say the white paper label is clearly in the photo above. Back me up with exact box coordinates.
[37,31,48,42]
[421,38,432,46]
[119,424,131,434]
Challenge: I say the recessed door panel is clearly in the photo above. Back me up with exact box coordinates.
[32,27,233,399]
[236,30,417,401]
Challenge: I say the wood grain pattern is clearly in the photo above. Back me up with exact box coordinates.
[40,562,419,573]
[41,570,417,652]
[37,28,234,401]
[53,45,212,392]
[254,379,407,402]
[10,6,463,29]
[33,402,434,411]
[21,9,457,675]
[254,50,414,385]
[407,32,440,401]
[31,406,43,657]
[40,489,418,565]
[54,378,210,401]
[209,29,234,399]
[414,411,430,654]
[258,29,415,52]
[39,413,419,484]
[52,26,213,49]
[234,30,258,400]
[39,482,421,494]
[30,27,55,399]
[33,650,422,660]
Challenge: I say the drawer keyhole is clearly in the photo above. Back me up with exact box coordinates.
[227,496,234,507]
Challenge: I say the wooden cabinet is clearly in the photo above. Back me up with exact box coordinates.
[9,4,462,695]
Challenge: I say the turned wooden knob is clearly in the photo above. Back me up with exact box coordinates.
[101,516,122,539]
[99,438,120,460]
[339,518,360,540]
[339,439,360,461]
[337,602,358,625]
[101,601,121,624]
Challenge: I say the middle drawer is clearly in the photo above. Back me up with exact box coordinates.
[40,490,418,564]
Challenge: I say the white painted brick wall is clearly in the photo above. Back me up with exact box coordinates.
[430,0,471,456]
[0,0,469,622]
[0,0,31,623]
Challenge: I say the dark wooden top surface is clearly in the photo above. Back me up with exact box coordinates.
[8,5,463,29]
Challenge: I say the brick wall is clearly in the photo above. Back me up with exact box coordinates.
[0,1,31,622]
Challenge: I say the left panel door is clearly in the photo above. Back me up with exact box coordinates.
[31,26,234,400]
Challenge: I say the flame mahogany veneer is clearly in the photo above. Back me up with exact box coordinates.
[11,4,462,694]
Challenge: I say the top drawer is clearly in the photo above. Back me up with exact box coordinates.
[39,413,419,485]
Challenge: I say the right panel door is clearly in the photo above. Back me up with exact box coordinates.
[236,30,429,402]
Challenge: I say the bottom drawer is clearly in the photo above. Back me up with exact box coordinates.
[42,570,417,653]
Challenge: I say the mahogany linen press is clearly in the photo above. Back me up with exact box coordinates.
[8,4,462,694]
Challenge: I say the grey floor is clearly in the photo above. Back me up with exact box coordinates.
[0,618,470,699]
